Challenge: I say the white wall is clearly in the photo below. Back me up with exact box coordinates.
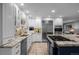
[70,22,79,33]
[64,19,79,29]
[72,22,79,29]
[28,17,42,41]
[63,20,76,23]
[64,20,79,33]
[28,18,42,28]
[35,18,42,41]
[35,18,42,28]
[28,19,36,27]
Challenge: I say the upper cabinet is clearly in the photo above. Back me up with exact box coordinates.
[0,3,16,45]
[15,11,28,36]
[54,18,63,26]
[15,8,21,28]
[0,4,2,45]
[2,3,16,39]
[15,9,27,28]
[53,18,63,34]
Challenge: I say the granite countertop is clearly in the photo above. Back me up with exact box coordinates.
[47,34,79,47]
[62,34,79,42]
[55,41,79,47]
[0,33,34,48]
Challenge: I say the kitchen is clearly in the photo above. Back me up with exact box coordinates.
[0,3,79,55]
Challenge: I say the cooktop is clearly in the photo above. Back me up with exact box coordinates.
[48,36,75,42]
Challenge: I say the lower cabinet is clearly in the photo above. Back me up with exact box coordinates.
[47,37,53,55]
[27,33,42,53]
[48,44,79,55]
[48,41,54,55]
[0,38,28,55]
[31,33,42,45]
[27,35,32,52]
[21,38,27,55]
[0,43,21,55]
[12,43,21,55]
[56,47,79,55]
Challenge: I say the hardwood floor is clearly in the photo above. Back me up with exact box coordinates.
[28,42,48,55]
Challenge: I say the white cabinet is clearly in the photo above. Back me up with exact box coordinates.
[3,3,16,38]
[0,4,2,46]
[53,18,63,34]
[54,18,63,26]
[27,33,42,52]
[32,33,42,42]
[12,43,21,55]
[27,35,32,51]
[0,3,16,45]
[0,43,21,55]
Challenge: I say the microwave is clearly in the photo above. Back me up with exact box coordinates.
[29,27,34,31]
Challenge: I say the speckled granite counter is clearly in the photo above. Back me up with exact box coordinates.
[47,34,79,47]
[0,33,34,48]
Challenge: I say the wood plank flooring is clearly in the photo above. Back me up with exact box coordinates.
[28,42,48,55]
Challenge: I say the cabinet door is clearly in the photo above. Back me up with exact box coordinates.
[27,37,29,51]
[21,38,27,55]
[3,4,16,39]
[0,4,2,46]
[12,43,21,55]
[31,34,35,43]
[27,36,32,51]
[33,33,42,42]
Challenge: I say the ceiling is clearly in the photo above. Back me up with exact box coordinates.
[17,3,79,21]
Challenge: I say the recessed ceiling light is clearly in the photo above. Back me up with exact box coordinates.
[77,10,79,13]
[51,10,56,13]
[36,16,41,19]
[48,15,51,18]
[21,3,24,6]
[26,10,30,14]
[59,15,63,18]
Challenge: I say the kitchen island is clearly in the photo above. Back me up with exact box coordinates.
[47,34,79,55]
